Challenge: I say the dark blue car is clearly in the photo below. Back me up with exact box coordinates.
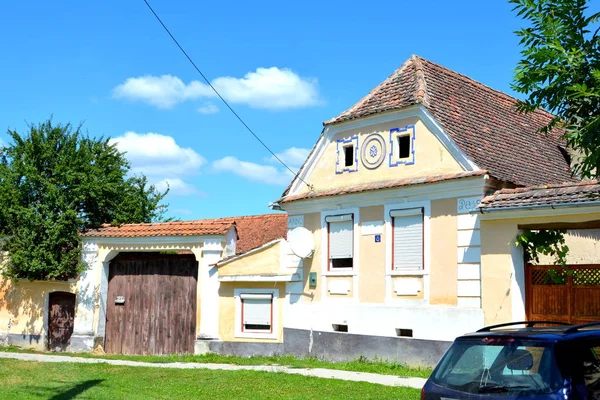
[422,321,600,399]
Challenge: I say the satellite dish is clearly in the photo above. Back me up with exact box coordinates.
[288,227,315,259]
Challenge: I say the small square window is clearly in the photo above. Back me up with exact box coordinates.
[333,324,348,332]
[241,294,272,333]
[398,135,411,159]
[344,145,354,167]
[396,328,413,337]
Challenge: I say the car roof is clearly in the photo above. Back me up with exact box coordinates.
[458,322,600,343]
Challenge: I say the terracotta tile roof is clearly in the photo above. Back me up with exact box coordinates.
[81,220,234,238]
[479,181,600,210]
[227,214,287,255]
[278,170,487,204]
[324,55,575,187]
[82,214,288,256]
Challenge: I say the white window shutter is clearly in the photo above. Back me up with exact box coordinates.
[392,208,423,270]
[242,296,272,326]
[329,219,353,259]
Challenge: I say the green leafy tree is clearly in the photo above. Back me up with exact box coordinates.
[511,0,600,179]
[0,120,169,281]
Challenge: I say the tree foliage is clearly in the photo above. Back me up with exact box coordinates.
[511,0,600,179]
[0,120,169,281]
[516,229,569,267]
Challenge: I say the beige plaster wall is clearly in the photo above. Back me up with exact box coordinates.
[299,212,322,303]
[481,212,600,326]
[359,206,385,303]
[218,282,285,342]
[429,198,458,305]
[302,117,463,193]
[0,277,76,348]
[219,241,282,276]
[535,229,600,265]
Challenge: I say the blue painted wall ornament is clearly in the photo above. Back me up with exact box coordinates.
[360,133,386,169]
[389,125,416,167]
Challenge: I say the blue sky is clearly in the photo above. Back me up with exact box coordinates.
[1,0,530,220]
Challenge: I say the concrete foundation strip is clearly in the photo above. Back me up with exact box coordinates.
[0,352,426,389]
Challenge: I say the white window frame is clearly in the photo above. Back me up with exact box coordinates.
[326,213,354,270]
[234,288,279,340]
[320,207,360,302]
[321,209,359,275]
[385,200,430,304]
[389,125,416,166]
[335,136,359,174]
[390,207,424,271]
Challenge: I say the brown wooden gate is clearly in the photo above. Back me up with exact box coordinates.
[104,253,198,355]
[48,292,76,351]
[526,264,600,324]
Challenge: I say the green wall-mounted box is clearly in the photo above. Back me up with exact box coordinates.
[309,271,317,287]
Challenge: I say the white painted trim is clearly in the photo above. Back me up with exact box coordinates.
[234,288,279,340]
[215,239,283,267]
[478,204,600,220]
[320,207,360,303]
[387,271,429,277]
[419,107,479,171]
[282,176,487,215]
[89,235,223,247]
[322,271,357,277]
[384,200,431,305]
[288,134,327,195]
[511,231,527,321]
[219,273,300,282]
[286,106,480,197]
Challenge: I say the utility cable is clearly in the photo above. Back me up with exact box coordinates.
[141,0,312,190]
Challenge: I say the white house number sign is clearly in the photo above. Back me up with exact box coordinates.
[457,196,482,214]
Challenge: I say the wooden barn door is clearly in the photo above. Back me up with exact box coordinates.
[526,264,600,324]
[104,253,198,355]
[48,292,76,351]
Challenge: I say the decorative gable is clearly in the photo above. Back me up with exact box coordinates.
[289,113,469,196]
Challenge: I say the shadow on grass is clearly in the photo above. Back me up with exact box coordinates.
[22,379,104,400]
[49,379,104,400]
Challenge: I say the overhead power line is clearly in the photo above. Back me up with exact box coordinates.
[141,0,311,190]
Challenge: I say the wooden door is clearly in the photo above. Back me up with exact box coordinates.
[104,253,198,355]
[48,292,76,351]
[526,264,600,324]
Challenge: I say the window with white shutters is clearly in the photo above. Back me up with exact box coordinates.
[241,293,272,332]
[326,214,353,269]
[391,208,423,270]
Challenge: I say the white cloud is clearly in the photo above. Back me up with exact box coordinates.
[113,75,212,109]
[212,156,294,186]
[197,103,219,114]
[269,147,310,168]
[113,67,320,110]
[110,132,205,196]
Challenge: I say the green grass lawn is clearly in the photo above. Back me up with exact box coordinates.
[0,346,432,379]
[0,359,421,399]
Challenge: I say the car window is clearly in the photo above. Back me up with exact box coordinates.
[431,339,563,395]
[583,345,600,398]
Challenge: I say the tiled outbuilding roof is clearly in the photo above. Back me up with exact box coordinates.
[478,181,600,211]
[278,170,487,204]
[324,55,575,187]
[82,214,288,255]
[81,220,234,238]
[227,214,287,255]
